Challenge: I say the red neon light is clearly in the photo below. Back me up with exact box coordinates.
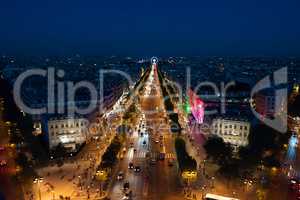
[188,89,205,124]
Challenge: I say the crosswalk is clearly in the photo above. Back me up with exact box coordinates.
[128,152,176,159]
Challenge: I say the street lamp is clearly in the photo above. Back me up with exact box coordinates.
[33,177,43,200]
[51,190,55,200]
[78,175,82,190]
[96,170,108,197]
[182,170,197,188]
[211,176,215,188]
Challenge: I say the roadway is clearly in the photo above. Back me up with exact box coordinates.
[109,63,182,200]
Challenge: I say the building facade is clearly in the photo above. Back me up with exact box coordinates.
[211,117,250,151]
[254,92,276,117]
[48,117,88,152]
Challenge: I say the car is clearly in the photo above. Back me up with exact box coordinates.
[168,160,174,167]
[289,179,299,190]
[128,162,134,169]
[150,158,156,165]
[117,172,124,180]
[134,166,141,172]
[124,190,132,199]
[122,194,131,200]
[123,181,130,190]
[0,160,7,167]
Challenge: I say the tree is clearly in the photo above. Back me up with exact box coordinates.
[248,124,280,155]
[99,136,122,169]
[175,138,197,171]
[203,136,233,165]
[15,153,38,185]
[238,146,259,170]
[52,143,68,158]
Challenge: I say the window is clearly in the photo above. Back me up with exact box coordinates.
[229,125,232,128]
[245,126,248,130]
[61,124,64,128]
[234,125,236,129]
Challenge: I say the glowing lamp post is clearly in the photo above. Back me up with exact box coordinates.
[182,170,197,186]
[96,170,108,197]
[33,177,43,200]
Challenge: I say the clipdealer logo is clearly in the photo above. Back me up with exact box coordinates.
[250,67,288,133]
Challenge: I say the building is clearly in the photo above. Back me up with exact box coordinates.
[32,122,42,136]
[48,117,88,152]
[211,117,250,151]
[254,93,276,117]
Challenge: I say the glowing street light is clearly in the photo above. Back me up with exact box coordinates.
[182,170,197,186]
[96,170,108,197]
[33,177,43,200]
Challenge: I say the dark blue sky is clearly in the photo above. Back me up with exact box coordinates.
[1,0,300,56]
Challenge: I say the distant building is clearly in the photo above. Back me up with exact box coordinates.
[211,117,250,151]
[254,91,276,117]
[32,122,42,136]
[48,117,88,152]
[288,88,300,133]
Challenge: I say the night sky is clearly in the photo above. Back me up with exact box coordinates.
[1,0,300,56]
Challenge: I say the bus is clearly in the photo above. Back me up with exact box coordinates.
[204,193,239,200]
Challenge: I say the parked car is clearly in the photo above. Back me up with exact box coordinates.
[128,162,134,169]
[123,181,130,191]
[134,166,141,172]
[117,171,124,180]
